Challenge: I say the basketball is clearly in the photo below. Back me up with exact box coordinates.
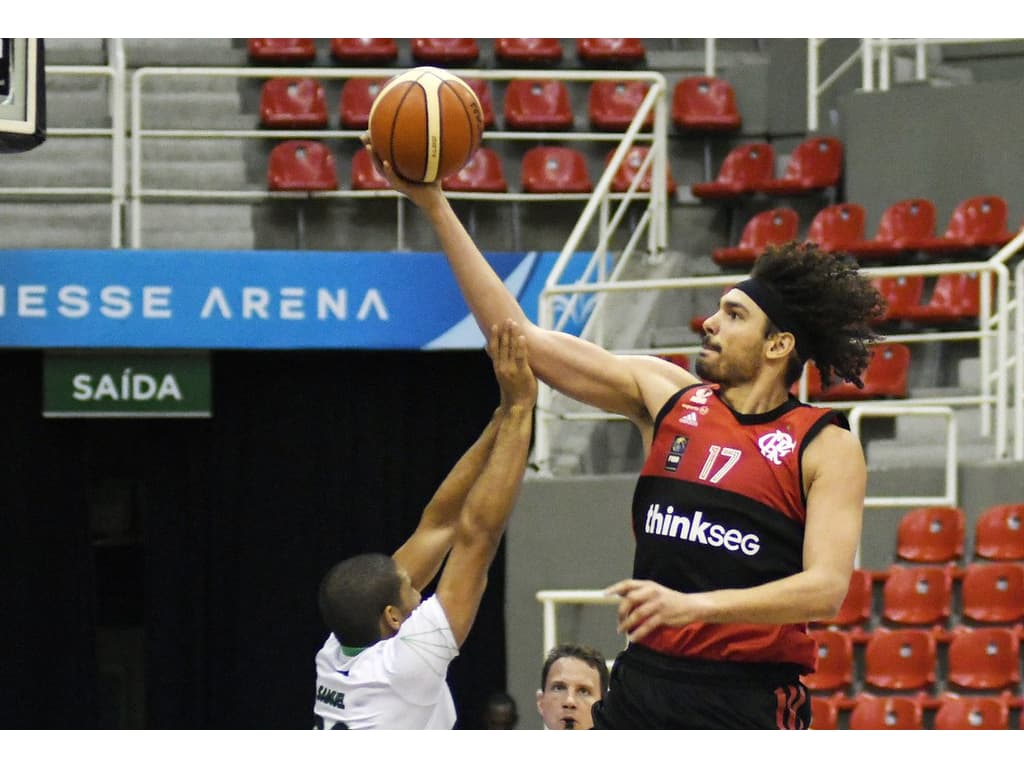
[368,66,485,183]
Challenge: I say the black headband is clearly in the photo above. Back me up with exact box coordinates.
[733,278,810,362]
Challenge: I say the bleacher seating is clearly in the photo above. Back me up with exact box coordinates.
[933,694,1011,729]
[494,38,563,67]
[711,207,798,267]
[862,628,938,693]
[442,148,508,193]
[803,342,910,401]
[521,146,593,193]
[503,79,575,131]
[671,75,742,133]
[895,505,966,565]
[329,38,398,65]
[339,77,388,130]
[879,565,954,629]
[810,695,839,729]
[267,140,338,191]
[751,136,843,197]
[576,38,646,67]
[247,38,316,65]
[805,202,867,254]
[350,147,390,190]
[259,77,328,130]
[411,38,479,65]
[974,503,1024,561]
[847,198,939,261]
[946,627,1021,692]
[811,568,874,635]
[960,562,1024,625]
[918,195,1017,253]
[848,695,924,729]
[691,142,775,200]
[802,629,855,694]
[606,146,677,194]
[588,80,654,131]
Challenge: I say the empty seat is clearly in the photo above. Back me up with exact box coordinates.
[339,78,388,130]
[267,141,338,191]
[809,696,839,729]
[504,79,575,131]
[975,503,1024,560]
[946,627,1021,691]
[804,342,910,401]
[880,565,953,627]
[606,146,677,194]
[521,146,593,193]
[847,198,938,260]
[960,562,1024,625]
[896,505,966,564]
[329,38,398,65]
[812,568,873,632]
[863,628,937,692]
[691,142,775,200]
[871,275,926,324]
[462,78,496,129]
[900,272,987,325]
[805,202,867,253]
[411,38,479,65]
[711,207,799,268]
[849,695,924,729]
[588,80,654,131]
[350,147,390,190]
[442,148,507,192]
[933,695,1011,729]
[248,38,317,64]
[802,629,855,693]
[576,38,646,67]
[671,76,742,132]
[752,136,843,196]
[494,38,563,66]
[919,195,1017,252]
[259,77,328,129]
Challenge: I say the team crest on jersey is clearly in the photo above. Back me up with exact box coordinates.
[664,435,689,472]
[758,430,796,465]
[678,411,699,427]
[688,387,714,406]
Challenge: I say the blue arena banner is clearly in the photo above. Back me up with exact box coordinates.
[0,249,603,349]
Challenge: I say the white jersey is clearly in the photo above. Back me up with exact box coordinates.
[313,595,459,729]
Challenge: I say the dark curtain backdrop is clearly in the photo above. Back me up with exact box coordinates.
[0,348,508,729]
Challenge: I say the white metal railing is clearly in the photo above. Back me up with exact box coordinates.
[535,589,620,660]
[128,66,669,250]
[1016,258,1024,460]
[1,38,127,247]
[807,38,1024,131]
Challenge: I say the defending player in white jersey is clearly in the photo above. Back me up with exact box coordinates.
[314,320,536,729]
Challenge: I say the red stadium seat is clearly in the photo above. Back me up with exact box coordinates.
[605,146,677,194]
[863,628,937,692]
[849,695,924,729]
[960,562,1024,625]
[880,565,953,628]
[711,207,799,268]
[900,272,987,325]
[588,80,654,132]
[339,78,388,130]
[411,38,479,65]
[946,627,1021,691]
[812,568,873,632]
[267,141,338,191]
[494,38,563,66]
[691,142,775,200]
[847,198,938,260]
[259,77,328,130]
[933,695,1011,729]
[504,79,575,131]
[871,275,926,324]
[895,505,966,565]
[802,629,855,693]
[919,195,1016,252]
[247,38,316,65]
[671,76,742,132]
[805,202,867,253]
[462,78,496,129]
[752,136,843,196]
[576,38,646,67]
[521,146,593,193]
[804,342,910,401]
[809,696,839,729]
[329,38,398,65]
[442,148,508,193]
[350,147,390,191]
[974,503,1024,561]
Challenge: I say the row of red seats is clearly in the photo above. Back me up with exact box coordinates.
[693,137,843,200]
[248,38,649,67]
[267,141,674,195]
[813,691,1023,729]
[259,74,741,135]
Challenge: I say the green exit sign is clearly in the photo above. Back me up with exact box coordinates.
[43,352,211,418]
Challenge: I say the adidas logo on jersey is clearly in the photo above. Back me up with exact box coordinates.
[678,411,699,427]
[643,503,761,556]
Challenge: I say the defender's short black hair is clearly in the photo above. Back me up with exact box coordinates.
[318,553,402,648]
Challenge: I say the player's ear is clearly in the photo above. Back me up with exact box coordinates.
[381,604,403,634]
[536,689,545,714]
[766,331,796,361]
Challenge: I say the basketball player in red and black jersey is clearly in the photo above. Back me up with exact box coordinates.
[366,136,885,729]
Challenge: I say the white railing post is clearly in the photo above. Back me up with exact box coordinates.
[108,38,126,248]
[807,38,820,132]
[1016,259,1024,461]
[861,38,874,93]
[704,38,716,76]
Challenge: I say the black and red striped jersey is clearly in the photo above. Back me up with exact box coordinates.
[630,382,847,672]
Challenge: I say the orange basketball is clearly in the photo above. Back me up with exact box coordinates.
[368,66,485,183]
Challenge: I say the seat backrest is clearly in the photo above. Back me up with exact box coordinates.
[329,38,398,65]
[442,147,507,192]
[809,696,838,729]
[933,695,1010,729]
[943,195,1010,241]
[338,78,388,130]
[871,275,925,321]
[411,38,479,64]
[896,505,965,564]
[805,342,910,400]
[461,78,496,129]
[880,565,953,626]
[960,562,1024,624]
[805,202,866,251]
[350,147,390,191]
[715,143,775,187]
[974,503,1024,560]
[875,198,937,243]
[259,77,328,129]
[736,207,799,250]
[606,146,677,194]
[671,75,741,131]
[247,38,316,64]
[521,146,593,193]
[267,140,338,191]
[849,695,924,729]
[812,568,873,628]
[780,136,844,187]
[494,38,563,66]
[946,627,1021,690]
[924,272,983,317]
[504,79,574,130]
[588,80,653,131]
[576,38,646,66]
[801,629,854,692]
[863,628,937,691]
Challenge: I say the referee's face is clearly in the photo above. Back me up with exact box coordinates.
[536,657,603,730]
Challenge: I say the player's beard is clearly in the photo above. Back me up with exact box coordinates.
[695,343,761,387]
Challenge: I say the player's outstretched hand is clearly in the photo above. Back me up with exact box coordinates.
[490,319,537,412]
[360,132,442,209]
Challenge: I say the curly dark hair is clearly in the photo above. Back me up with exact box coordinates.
[750,241,886,389]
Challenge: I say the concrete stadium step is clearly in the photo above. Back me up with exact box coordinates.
[140,138,250,163]
[0,203,115,249]
[135,203,255,250]
[43,38,109,66]
[0,138,113,188]
[140,160,249,190]
[138,92,251,130]
[122,39,247,68]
